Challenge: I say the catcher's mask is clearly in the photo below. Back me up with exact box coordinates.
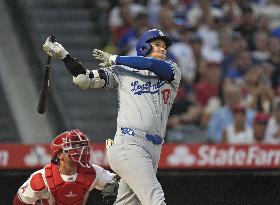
[51,129,91,167]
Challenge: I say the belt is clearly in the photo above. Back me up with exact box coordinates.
[120,127,163,145]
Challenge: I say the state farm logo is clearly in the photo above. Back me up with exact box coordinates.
[167,145,196,166]
[196,145,280,166]
[24,146,51,166]
[166,145,280,167]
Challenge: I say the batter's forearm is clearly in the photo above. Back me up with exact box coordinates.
[62,54,108,89]
[63,54,86,77]
[116,56,174,81]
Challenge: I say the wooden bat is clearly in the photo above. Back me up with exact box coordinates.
[37,35,55,114]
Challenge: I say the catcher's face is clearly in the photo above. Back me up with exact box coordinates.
[62,140,91,167]
[148,39,167,60]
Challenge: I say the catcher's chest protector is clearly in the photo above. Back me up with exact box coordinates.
[45,164,96,205]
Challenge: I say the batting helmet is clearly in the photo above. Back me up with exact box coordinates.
[136,29,172,56]
[51,129,91,167]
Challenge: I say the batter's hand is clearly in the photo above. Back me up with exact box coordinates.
[92,49,117,67]
[43,37,68,59]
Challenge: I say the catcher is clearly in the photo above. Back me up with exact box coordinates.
[13,129,119,205]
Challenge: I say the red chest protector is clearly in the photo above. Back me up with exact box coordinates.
[44,163,96,205]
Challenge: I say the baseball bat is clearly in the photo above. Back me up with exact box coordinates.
[37,35,55,114]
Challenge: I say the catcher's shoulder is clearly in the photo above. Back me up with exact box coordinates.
[30,172,46,191]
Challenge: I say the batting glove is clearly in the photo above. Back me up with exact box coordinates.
[42,37,68,59]
[92,49,117,67]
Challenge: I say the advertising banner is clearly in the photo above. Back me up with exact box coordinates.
[1,144,280,169]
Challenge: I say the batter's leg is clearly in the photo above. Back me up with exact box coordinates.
[108,136,166,205]
[114,178,141,205]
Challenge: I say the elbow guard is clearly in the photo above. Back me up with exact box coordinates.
[73,69,106,89]
[73,73,90,89]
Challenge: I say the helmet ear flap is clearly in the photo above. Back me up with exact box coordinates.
[136,41,152,56]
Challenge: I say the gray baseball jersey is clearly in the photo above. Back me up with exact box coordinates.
[103,61,181,205]
[104,62,181,138]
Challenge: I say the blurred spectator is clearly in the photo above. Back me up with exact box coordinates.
[190,34,204,83]
[194,61,221,107]
[220,31,248,77]
[231,31,249,55]
[265,100,280,144]
[146,0,192,28]
[255,14,270,33]
[116,11,149,55]
[255,0,280,30]
[187,0,224,31]
[252,30,271,62]
[222,104,254,144]
[225,50,253,83]
[250,83,274,114]
[157,0,180,42]
[168,26,196,84]
[243,64,263,104]
[219,33,235,75]
[269,37,280,94]
[207,82,256,143]
[234,4,257,51]
[221,0,254,25]
[268,37,280,68]
[95,0,111,45]
[167,97,201,130]
[146,0,161,27]
[166,93,204,142]
[250,112,270,143]
[188,1,224,63]
[108,0,146,46]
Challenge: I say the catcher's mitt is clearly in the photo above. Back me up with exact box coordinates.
[102,175,121,204]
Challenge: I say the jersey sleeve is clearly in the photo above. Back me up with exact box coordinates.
[91,164,115,190]
[167,61,181,90]
[16,170,49,204]
[116,56,174,81]
[102,67,120,89]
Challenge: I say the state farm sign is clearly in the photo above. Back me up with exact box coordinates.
[1,143,280,169]
[197,145,280,166]
[160,144,280,169]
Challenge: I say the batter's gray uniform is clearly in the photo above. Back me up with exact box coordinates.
[103,63,181,205]
[41,28,181,205]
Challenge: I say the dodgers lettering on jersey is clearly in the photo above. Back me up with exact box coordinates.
[103,62,181,138]
[131,80,165,95]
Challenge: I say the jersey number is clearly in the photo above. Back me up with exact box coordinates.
[162,89,171,104]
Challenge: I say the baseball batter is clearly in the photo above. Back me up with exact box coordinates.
[42,29,181,205]
[13,129,118,205]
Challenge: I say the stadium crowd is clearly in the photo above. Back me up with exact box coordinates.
[96,0,280,144]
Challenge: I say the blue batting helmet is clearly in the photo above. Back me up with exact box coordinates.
[136,29,172,56]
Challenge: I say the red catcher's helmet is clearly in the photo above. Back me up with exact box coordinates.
[51,129,91,167]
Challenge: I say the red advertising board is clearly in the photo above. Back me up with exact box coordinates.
[1,144,280,169]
